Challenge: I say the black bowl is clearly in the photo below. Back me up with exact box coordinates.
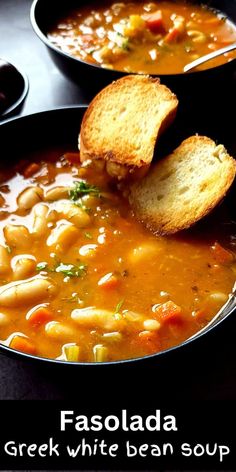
[0,106,235,368]
[30,0,236,95]
[0,58,29,119]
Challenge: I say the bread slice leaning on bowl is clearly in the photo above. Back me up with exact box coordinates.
[129,136,236,235]
[79,74,178,179]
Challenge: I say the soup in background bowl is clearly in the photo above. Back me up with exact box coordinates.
[47,0,236,75]
[0,110,235,363]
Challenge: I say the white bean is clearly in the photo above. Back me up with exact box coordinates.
[45,186,70,201]
[47,223,79,251]
[79,244,98,257]
[56,202,91,228]
[143,319,161,331]
[128,242,163,264]
[32,203,49,237]
[12,256,36,280]
[0,277,58,307]
[71,307,125,331]
[17,186,44,210]
[4,225,32,250]
[102,332,122,342]
[45,321,75,341]
[0,245,11,275]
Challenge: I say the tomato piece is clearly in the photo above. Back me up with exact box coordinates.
[211,242,234,265]
[98,272,119,290]
[23,162,40,178]
[153,301,182,323]
[27,307,54,328]
[168,319,184,338]
[10,336,36,355]
[146,10,165,34]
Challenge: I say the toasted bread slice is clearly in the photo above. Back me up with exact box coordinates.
[129,136,236,235]
[79,75,178,177]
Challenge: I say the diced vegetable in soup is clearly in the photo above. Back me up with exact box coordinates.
[47,1,236,74]
[0,149,235,362]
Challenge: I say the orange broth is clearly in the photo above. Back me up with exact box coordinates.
[48,1,236,74]
[0,150,235,362]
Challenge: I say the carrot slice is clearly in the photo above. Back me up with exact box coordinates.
[10,336,36,355]
[27,307,54,327]
[153,301,182,323]
[138,331,160,353]
[146,10,165,34]
[23,162,40,178]
[211,242,234,265]
[98,273,119,290]
[164,27,180,43]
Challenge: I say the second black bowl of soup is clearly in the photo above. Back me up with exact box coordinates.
[0,106,235,367]
[30,0,236,93]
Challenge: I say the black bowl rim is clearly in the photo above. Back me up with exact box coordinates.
[30,0,236,79]
[0,58,29,118]
[0,105,235,367]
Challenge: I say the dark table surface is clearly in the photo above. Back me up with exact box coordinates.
[0,0,88,117]
[0,0,235,401]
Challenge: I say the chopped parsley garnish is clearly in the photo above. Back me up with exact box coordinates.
[121,39,130,51]
[115,31,130,51]
[36,262,48,271]
[115,299,124,314]
[55,262,87,278]
[62,293,79,303]
[69,181,100,201]
[84,232,93,239]
[36,261,87,278]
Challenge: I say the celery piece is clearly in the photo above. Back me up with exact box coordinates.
[64,344,80,362]
[93,344,108,362]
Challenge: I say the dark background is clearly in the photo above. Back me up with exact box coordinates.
[0,0,235,405]
[0,0,88,115]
